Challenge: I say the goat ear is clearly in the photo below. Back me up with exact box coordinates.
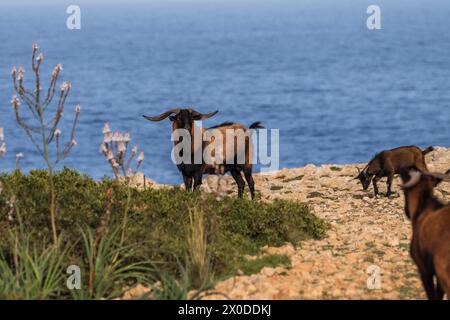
[402,170,422,189]
[191,110,218,120]
[143,108,181,121]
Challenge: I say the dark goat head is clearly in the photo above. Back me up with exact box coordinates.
[355,167,373,190]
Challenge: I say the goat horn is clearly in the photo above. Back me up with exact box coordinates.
[190,109,218,120]
[354,167,361,179]
[402,170,422,188]
[143,108,181,121]
[423,171,450,182]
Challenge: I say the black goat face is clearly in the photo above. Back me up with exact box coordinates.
[356,170,373,190]
[170,109,195,132]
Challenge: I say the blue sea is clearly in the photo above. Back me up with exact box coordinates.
[0,0,449,183]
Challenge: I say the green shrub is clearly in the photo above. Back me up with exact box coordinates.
[239,254,291,276]
[0,168,329,297]
[0,232,70,299]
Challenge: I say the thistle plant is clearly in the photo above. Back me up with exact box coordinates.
[10,43,80,245]
[99,123,144,179]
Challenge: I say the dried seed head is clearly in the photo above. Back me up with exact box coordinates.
[127,168,133,177]
[103,132,112,143]
[102,123,111,134]
[70,139,77,147]
[0,128,4,141]
[36,52,43,62]
[52,64,62,78]
[99,143,108,154]
[11,66,16,76]
[16,153,23,159]
[0,142,7,156]
[106,149,114,160]
[124,131,131,142]
[137,151,144,162]
[11,96,20,110]
[75,104,81,113]
[32,43,39,51]
[112,160,119,168]
[17,66,24,81]
[118,141,126,153]
[112,131,120,142]
[60,81,71,92]
[131,145,138,156]
[54,129,61,137]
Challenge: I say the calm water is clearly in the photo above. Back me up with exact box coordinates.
[0,0,449,183]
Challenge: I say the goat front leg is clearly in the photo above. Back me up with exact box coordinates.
[193,174,203,190]
[230,169,245,198]
[183,174,193,191]
[386,173,394,197]
[372,176,380,196]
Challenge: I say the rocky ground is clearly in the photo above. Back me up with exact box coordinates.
[128,147,450,300]
[203,147,450,300]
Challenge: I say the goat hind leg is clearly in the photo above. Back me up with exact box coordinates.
[419,271,437,300]
[435,280,444,300]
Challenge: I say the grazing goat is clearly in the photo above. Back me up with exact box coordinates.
[143,108,263,199]
[355,146,434,196]
[400,168,450,300]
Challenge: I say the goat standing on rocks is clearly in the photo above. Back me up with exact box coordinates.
[400,168,450,300]
[143,108,263,199]
[356,146,434,196]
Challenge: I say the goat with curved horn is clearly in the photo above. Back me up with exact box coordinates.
[142,107,262,199]
[398,168,450,299]
[142,108,181,121]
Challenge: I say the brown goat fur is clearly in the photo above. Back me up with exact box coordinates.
[143,108,263,199]
[400,168,450,300]
[356,146,434,196]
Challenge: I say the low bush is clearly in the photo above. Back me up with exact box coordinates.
[239,254,291,276]
[0,168,329,298]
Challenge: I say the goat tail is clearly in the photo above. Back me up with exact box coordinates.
[422,146,434,155]
[249,121,264,129]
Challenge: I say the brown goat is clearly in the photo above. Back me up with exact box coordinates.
[143,108,263,199]
[400,168,450,300]
[356,146,434,196]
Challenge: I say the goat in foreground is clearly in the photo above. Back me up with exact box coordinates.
[143,108,263,199]
[400,168,450,300]
[355,146,434,196]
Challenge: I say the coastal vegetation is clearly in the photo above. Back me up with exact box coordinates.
[0,168,328,299]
